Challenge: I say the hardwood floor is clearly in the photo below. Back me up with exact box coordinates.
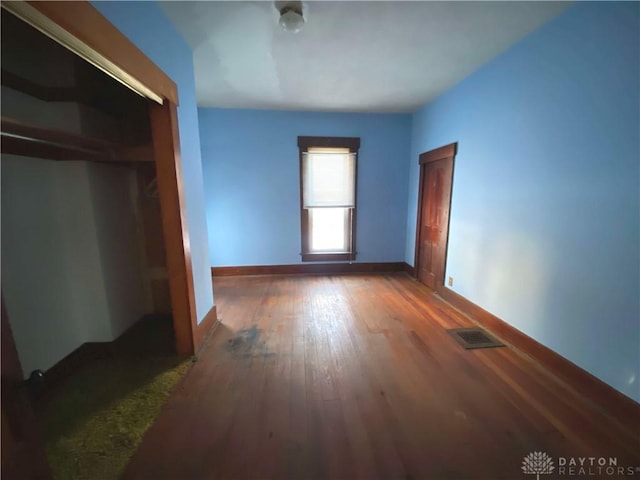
[123,273,640,479]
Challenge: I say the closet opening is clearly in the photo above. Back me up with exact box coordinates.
[1,10,176,396]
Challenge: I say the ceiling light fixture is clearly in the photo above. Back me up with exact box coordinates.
[278,2,305,33]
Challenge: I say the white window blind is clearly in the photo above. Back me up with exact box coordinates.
[302,148,355,208]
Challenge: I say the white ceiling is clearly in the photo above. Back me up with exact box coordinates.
[161,1,571,113]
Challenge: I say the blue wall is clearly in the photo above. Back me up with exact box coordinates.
[199,109,411,266]
[92,1,214,322]
[405,2,640,401]
[93,0,638,401]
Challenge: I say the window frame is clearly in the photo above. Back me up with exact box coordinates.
[298,136,360,262]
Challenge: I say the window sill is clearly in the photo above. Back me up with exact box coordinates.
[301,252,356,262]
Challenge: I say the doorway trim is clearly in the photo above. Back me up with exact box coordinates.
[1,1,208,356]
[414,142,457,292]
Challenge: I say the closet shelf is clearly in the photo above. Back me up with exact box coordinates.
[1,116,153,163]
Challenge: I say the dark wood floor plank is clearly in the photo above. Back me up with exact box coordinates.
[123,273,640,479]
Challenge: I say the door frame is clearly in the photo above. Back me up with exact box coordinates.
[1,1,208,355]
[414,142,457,292]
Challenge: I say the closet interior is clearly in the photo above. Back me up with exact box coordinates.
[1,11,173,380]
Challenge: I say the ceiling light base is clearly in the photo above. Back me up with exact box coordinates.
[277,2,305,33]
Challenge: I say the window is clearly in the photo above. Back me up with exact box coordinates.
[298,136,360,262]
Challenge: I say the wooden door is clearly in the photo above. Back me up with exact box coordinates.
[415,143,456,290]
[1,298,52,479]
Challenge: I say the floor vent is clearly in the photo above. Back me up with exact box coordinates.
[447,327,505,350]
